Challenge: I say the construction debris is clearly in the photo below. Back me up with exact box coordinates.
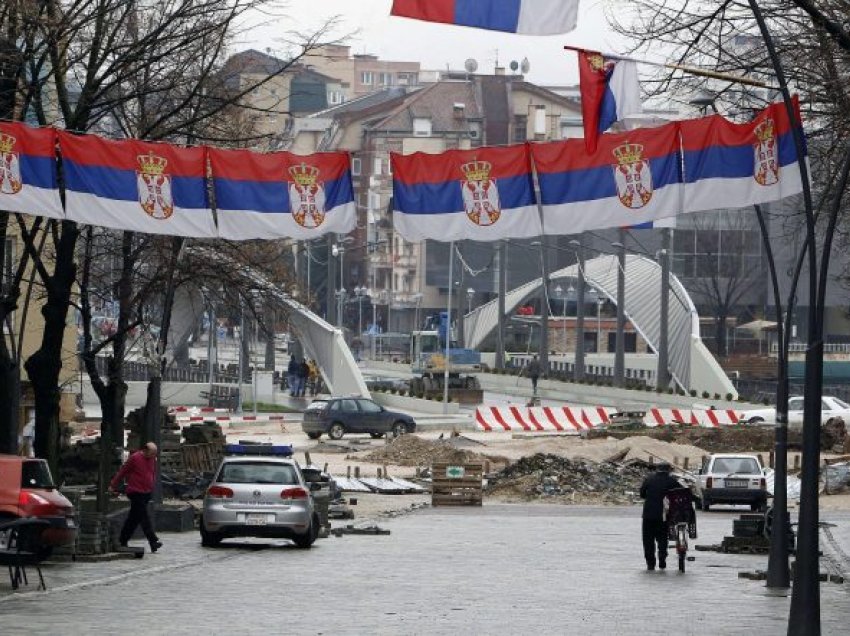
[358,434,508,469]
[486,453,652,505]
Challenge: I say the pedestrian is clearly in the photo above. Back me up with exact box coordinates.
[525,355,542,394]
[307,359,319,396]
[639,462,682,570]
[298,358,310,397]
[287,355,299,397]
[19,409,35,458]
[110,442,162,553]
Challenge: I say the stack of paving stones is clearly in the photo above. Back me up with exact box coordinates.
[486,453,650,504]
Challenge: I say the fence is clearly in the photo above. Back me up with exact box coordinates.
[94,356,248,384]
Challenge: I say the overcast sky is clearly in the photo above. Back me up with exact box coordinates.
[239,0,633,86]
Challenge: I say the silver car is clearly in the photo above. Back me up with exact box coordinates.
[200,457,320,548]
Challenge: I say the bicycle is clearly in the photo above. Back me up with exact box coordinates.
[666,488,698,572]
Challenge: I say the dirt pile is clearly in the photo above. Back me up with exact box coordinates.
[592,425,799,454]
[487,453,650,505]
[358,434,508,468]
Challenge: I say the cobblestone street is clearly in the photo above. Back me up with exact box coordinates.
[2,504,849,635]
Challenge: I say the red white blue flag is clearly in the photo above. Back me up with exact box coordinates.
[392,145,541,242]
[391,0,578,35]
[59,132,216,237]
[578,50,643,154]
[532,122,682,235]
[0,122,63,219]
[209,148,355,240]
[679,98,805,213]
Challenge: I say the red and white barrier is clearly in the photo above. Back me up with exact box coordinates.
[475,406,616,433]
[174,413,285,426]
[168,406,231,414]
[476,405,746,432]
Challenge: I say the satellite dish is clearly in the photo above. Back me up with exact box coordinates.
[464,58,478,73]
[520,57,531,74]
[509,60,519,72]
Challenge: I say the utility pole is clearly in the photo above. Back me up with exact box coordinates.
[496,241,506,369]
[657,229,671,390]
[326,235,336,325]
[539,236,549,373]
[613,230,626,387]
[571,237,586,381]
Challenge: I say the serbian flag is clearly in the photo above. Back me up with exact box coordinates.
[577,49,643,153]
[392,145,541,242]
[532,121,682,235]
[210,148,355,240]
[0,122,63,219]
[679,98,805,214]
[58,132,216,237]
[391,0,578,35]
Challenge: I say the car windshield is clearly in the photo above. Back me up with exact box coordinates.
[713,457,760,475]
[21,460,55,489]
[832,397,850,409]
[218,462,298,485]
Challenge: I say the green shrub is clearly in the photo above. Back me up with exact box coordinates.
[702,391,710,399]
[667,387,674,394]
[713,393,721,400]
[689,389,697,397]
[725,393,733,402]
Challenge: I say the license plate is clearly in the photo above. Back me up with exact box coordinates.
[725,479,748,488]
[245,514,269,526]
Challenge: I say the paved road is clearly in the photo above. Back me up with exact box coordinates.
[2,505,848,635]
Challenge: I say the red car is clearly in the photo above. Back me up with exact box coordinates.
[0,455,77,547]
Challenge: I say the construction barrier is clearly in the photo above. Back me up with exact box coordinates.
[475,405,746,432]
[173,412,286,426]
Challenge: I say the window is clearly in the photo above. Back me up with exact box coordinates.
[339,399,358,413]
[21,460,54,488]
[360,71,374,85]
[513,115,528,142]
[351,158,361,176]
[357,399,382,414]
[374,157,384,175]
[788,398,804,411]
[413,118,432,137]
[328,90,344,105]
[219,462,297,485]
[378,72,393,86]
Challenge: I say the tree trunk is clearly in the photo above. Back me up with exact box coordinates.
[26,221,78,474]
[0,361,20,455]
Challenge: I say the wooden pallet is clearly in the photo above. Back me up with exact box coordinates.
[431,462,483,507]
[181,443,223,473]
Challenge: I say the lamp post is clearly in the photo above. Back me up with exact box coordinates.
[237,296,244,414]
[331,240,349,329]
[336,287,346,332]
[612,233,626,387]
[554,284,566,353]
[412,292,423,332]
[596,295,604,354]
[570,238,586,381]
[354,286,367,336]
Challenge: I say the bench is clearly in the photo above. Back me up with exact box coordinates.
[0,518,51,591]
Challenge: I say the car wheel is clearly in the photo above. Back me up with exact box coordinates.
[306,432,321,440]
[328,422,345,440]
[293,516,318,549]
[748,417,764,425]
[392,421,408,437]
[200,518,223,547]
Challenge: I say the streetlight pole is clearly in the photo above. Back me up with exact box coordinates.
[554,284,565,355]
[596,296,604,354]
[571,238,586,381]
[613,231,626,387]
[237,296,244,414]
[657,230,671,390]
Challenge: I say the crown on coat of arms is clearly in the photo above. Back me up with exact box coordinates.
[588,53,605,72]
[460,159,492,182]
[613,143,644,165]
[754,118,775,142]
[0,133,16,154]
[137,152,168,175]
[289,163,320,186]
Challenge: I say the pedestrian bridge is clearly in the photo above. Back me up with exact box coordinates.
[463,254,736,398]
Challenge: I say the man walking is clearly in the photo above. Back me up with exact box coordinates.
[639,462,681,570]
[525,355,542,394]
[110,442,162,553]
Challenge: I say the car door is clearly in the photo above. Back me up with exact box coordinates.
[356,399,386,434]
[787,397,805,426]
[336,398,361,432]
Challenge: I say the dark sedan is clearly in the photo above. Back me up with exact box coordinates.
[301,397,416,440]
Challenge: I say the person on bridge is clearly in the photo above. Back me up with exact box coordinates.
[639,462,681,570]
[110,442,162,553]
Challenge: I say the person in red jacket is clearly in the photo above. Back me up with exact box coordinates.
[110,442,162,553]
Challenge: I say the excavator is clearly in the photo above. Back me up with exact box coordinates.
[408,312,483,404]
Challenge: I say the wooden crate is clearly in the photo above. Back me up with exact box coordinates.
[431,462,483,507]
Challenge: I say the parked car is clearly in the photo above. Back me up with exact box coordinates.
[200,456,320,548]
[301,397,416,440]
[695,453,768,511]
[0,455,77,548]
[740,395,850,427]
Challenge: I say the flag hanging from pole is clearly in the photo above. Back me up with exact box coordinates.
[0,122,63,219]
[209,148,355,240]
[679,97,805,214]
[59,132,216,237]
[577,49,643,153]
[390,0,579,35]
[532,122,682,235]
[392,145,541,242]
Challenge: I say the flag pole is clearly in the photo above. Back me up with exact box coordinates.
[563,45,773,89]
[443,242,454,413]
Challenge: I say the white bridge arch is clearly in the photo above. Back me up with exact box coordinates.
[463,254,735,398]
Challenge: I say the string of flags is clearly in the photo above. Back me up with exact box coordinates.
[0,98,802,243]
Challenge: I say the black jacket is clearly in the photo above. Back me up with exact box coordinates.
[639,471,682,520]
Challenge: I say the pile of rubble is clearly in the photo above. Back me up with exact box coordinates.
[593,425,796,454]
[358,434,507,469]
[486,453,652,505]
